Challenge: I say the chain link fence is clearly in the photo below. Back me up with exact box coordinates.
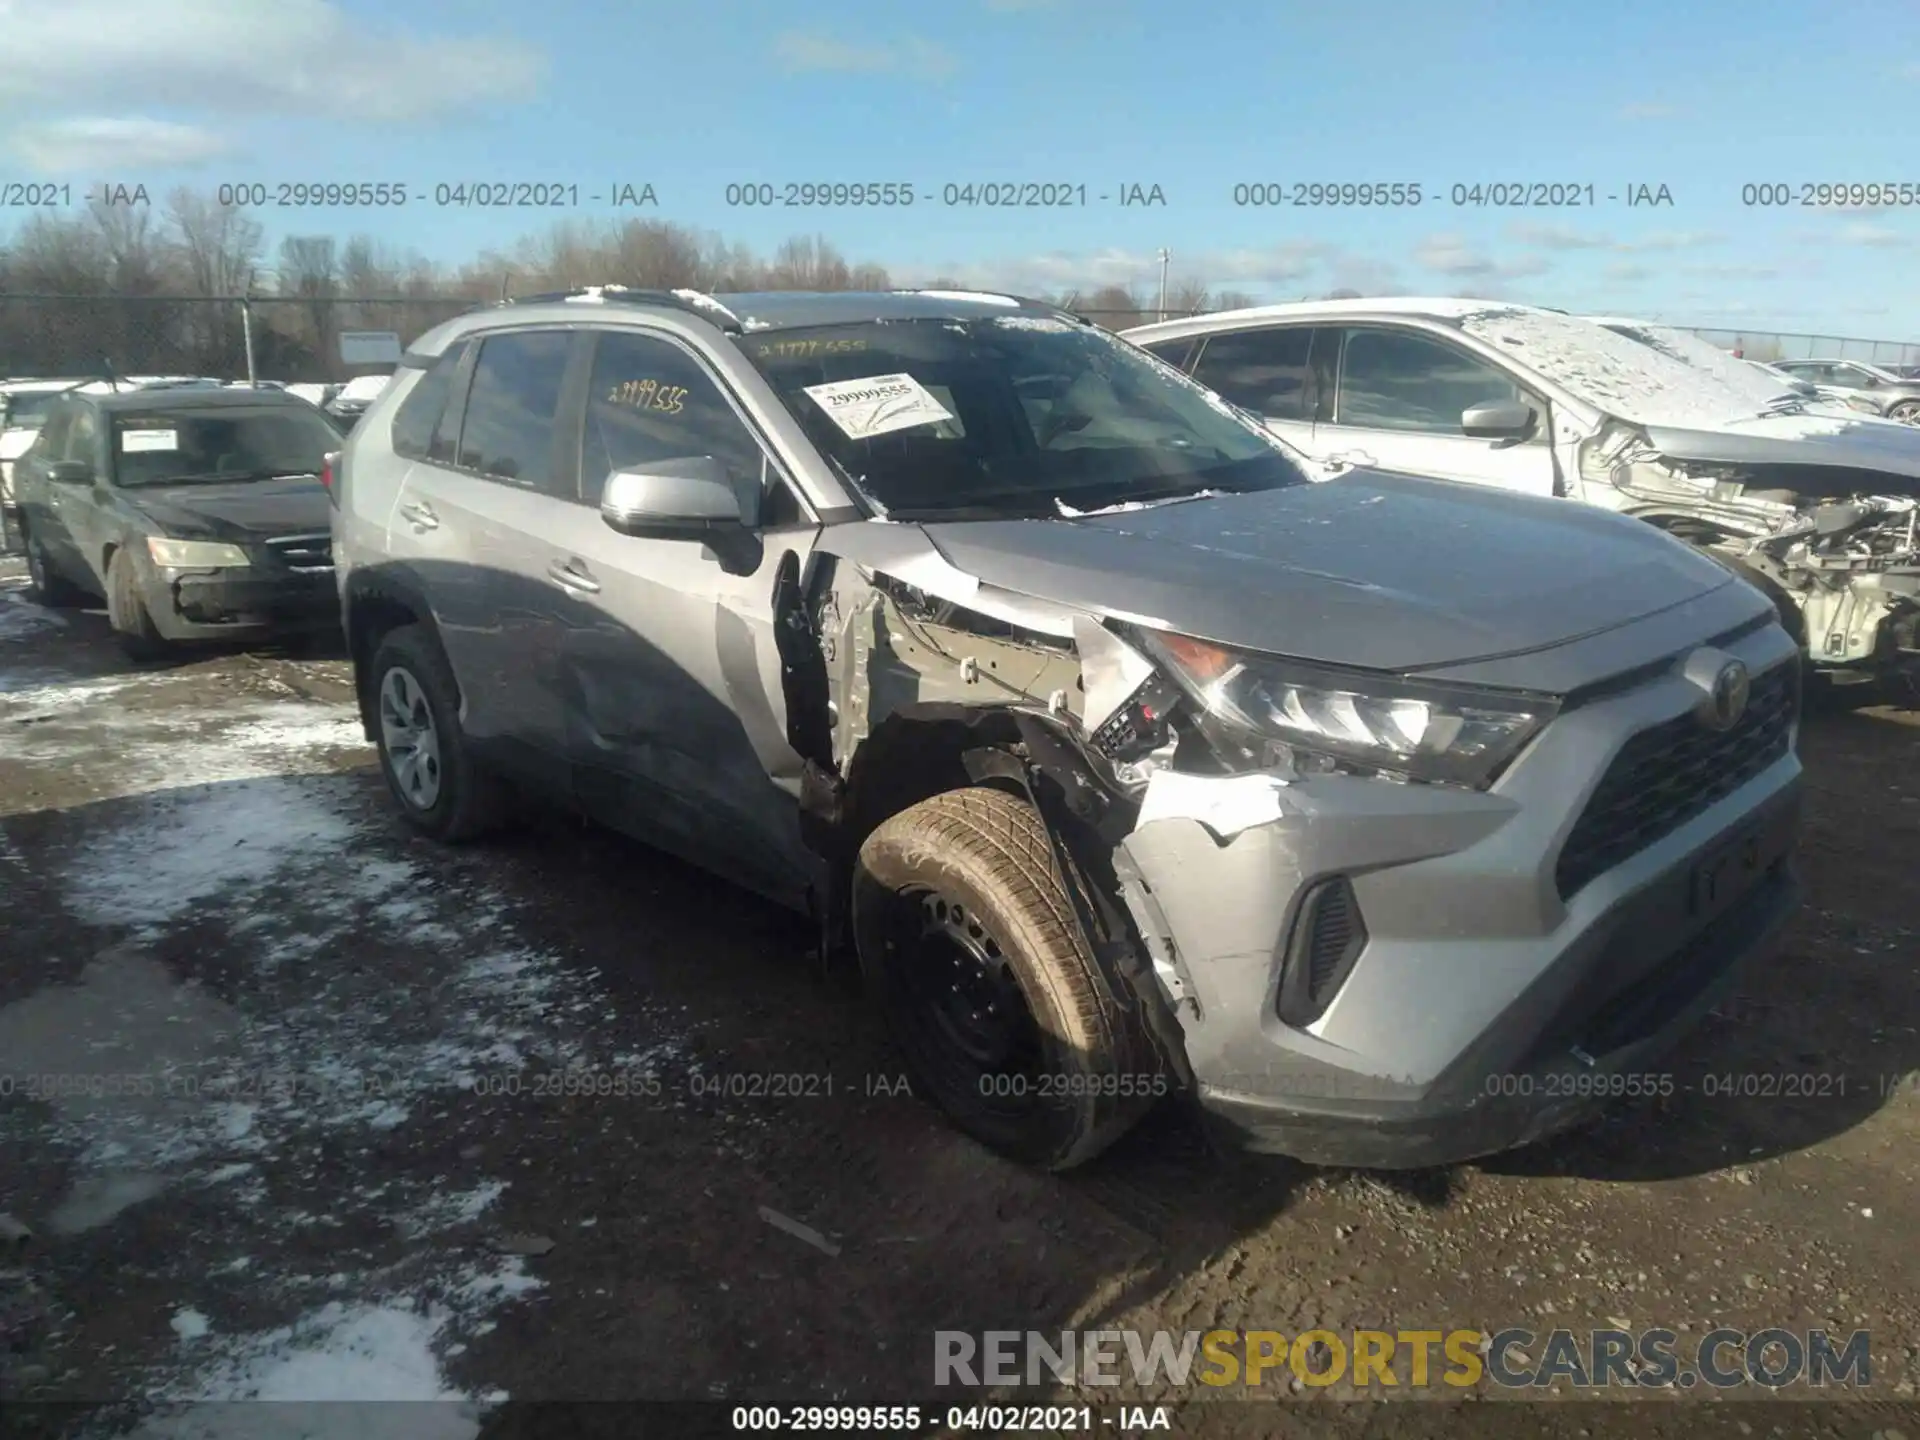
[3,294,1917,378]
[0,295,476,383]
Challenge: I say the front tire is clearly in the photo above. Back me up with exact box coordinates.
[22,525,87,608]
[368,623,507,842]
[105,547,165,659]
[1887,399,1920,425]
[852,786,1162,1171]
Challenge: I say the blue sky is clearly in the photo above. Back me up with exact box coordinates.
[3,0,1918,335]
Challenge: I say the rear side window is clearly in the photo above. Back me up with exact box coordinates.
[1139,337,1196,370]
[389,341,468,461]
[458,332,573,493]
[1190,327,1314,420]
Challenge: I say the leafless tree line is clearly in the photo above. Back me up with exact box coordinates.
[0,190,1306,380]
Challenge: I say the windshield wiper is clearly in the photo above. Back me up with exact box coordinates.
[140,468,319,485]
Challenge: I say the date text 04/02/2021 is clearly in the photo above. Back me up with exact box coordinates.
[726,1404,1174,1432]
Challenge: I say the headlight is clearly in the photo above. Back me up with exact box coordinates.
[147,537,251,568]
[1138,630,1558,788]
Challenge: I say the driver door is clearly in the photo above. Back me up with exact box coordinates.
[1320,325,1560,496]
[550,327,824,909]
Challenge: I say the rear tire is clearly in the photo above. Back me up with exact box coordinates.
[105,548,165,660]
[852,786,1162,1171]
[368,623,508,842]
[22,525,87,608]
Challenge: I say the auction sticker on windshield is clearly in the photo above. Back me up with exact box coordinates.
[802,373,954,440]
[119,429,179,452]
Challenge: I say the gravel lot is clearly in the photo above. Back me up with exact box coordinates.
[1,556,1917,1439]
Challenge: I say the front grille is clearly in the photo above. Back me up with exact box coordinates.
[265,532,333,573]
[1555,663,1797,899]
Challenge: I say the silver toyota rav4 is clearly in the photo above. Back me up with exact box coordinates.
[331,287,1804,1172]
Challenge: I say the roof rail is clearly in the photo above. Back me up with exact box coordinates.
[499,285,742,332]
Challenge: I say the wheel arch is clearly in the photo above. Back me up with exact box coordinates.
[343,565,445,740]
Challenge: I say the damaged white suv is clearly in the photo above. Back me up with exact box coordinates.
[1127,300,1920,690]
[332,287,1803,1171]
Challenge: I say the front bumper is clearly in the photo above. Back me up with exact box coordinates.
[1116,619,1805,1169]
[147,564,341,642]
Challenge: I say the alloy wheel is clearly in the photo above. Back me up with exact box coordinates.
[378,665,443,810]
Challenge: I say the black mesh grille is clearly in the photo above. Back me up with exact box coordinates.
[1555,663,1797,899]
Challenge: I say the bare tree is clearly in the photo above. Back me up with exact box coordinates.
[1167,278,1211,316]
[1212,289,1259,312]
[1083,284,1147,329]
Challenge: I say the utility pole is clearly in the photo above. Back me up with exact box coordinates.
[1156,248,1171,321]
[240,267,258,388]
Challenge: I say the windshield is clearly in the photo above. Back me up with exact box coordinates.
[2,394,60,430]
[1460,307,1808,429]
[109,407,343,486]
[738,316,1306,518]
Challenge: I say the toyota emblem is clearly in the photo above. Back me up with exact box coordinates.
[1705,659,1751,730]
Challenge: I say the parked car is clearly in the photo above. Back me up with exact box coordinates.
[325,373,393,428]
[1769,359,1920,423]
[2,379,90,551]
[286,382,342,409]
[11,387,346,657]
[1125,299,1920,687]
[333,285,1803,1172]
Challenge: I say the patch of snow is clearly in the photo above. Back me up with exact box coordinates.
[911,289,1021,307]
[0,586,69,640]
[400,1181,508,1238]
[171,1308,212,1342]
[991,315,1075,333]
[163,1301,469,1403]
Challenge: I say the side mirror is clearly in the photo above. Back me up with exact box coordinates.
[600,456,758,539]
[46,460,94,485]
[1460,399,1536,440]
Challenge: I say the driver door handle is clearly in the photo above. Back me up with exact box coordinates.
[397,500,439,531]
[547,558,600,595]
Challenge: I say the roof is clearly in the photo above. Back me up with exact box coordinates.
[714,289,1061,330]
[1124,295,1515,341]
[88,386,318,414]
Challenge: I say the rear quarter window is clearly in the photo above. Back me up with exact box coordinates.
[389,342,470,462]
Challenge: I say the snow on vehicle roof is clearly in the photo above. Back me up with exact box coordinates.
[1581,315,1812,402]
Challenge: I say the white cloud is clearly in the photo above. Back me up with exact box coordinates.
[1603,261,1654,283]
[924,242,1333,295]
[1837,223,1913,247]
[1621,231,1723,252]
[1414,233,1550,279]
[0,0,545,124]
[774,32,956,78]
[1506,224,1721,255]
[5,116,236,171]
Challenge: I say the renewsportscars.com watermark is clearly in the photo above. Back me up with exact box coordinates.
[934,1328,1872,1390]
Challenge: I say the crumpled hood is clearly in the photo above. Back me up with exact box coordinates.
[1640,411,1920,487]
[918,471,1736,672]
[122,475,329,541]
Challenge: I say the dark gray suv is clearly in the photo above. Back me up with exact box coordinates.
[331,286,1803,1172]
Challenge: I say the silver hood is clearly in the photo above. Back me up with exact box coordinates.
[1641,411,1920,487]
[905,470,1737,673]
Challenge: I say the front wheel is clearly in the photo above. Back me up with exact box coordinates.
[852,786,1163,1171]
[105,547,165,659]
[368,623,507,842]
[1886,399,1920,425]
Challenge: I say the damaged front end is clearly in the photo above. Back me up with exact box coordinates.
[1578,421,1920,674]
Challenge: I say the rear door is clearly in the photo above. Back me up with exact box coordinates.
[385,326,584,791]
[34,403,98,581]
[1320,324,1559,495]
[549,326,824,908]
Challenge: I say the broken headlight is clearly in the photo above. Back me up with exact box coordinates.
[1137,630,1558,789]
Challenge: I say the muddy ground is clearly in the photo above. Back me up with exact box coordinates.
[0,555,1917,1440]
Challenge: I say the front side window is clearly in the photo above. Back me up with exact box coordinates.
[456,331,573,493]
[738,315,1306,519]
[64,409,98,465]
[1334,328,1526,434]
[109,407,343,486]
[1189,327,1315,421]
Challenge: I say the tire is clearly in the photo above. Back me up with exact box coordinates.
[105,547,166,659]
[21,524,87,608]
[368,622,507,842]
[1888,399,1920,425]
[852,786,1162,1171]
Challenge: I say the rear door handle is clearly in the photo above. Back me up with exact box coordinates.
[547,558,600,595]
[398,500,439,531]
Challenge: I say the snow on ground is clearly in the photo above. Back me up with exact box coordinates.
[0,582,70,643]
[0,662,699,1421]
